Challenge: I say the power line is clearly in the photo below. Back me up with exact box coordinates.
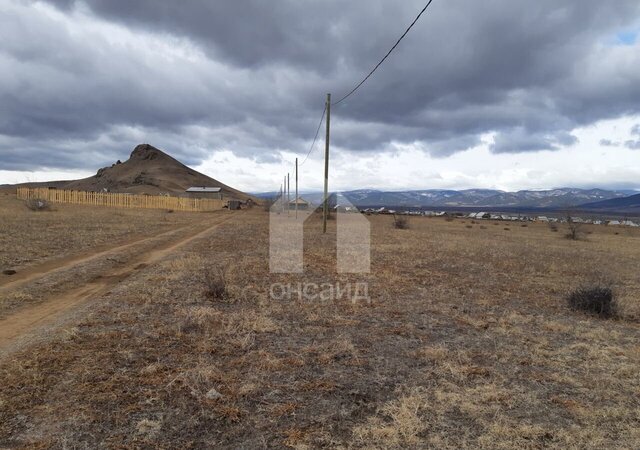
[299,104,327,166]
[282,2,437,199]
[332,0,437,106]
[279,104,325,198]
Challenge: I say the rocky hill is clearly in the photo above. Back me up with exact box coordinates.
[19,144,256,202]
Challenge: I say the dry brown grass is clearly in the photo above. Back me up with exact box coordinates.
[0,194,202,271]
[0,203,639,448]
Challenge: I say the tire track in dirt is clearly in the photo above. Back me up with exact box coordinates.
[0,214,234,354]
[0,224,193,292]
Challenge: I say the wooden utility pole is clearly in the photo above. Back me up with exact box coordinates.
[322,93,331,233]
[287,172,290,216]
[295,157,299,219]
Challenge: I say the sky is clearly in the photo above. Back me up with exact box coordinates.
[1,0,640,193]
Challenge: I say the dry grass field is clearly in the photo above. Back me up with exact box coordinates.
[0,192,204,271]
[1,199,639,448]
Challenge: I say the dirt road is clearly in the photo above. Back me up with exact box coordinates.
[0,214,232,354]
[0,225,190,291]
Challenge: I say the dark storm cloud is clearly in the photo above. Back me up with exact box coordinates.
[492,128,578,154]
[599,139,617,147]
[624,123,640,149]
[1,0,640,171]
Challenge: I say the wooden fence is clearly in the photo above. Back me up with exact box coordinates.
[16,187,225,212]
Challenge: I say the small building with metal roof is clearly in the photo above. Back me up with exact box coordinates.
[185,186,222,199]
[288,197,310,210]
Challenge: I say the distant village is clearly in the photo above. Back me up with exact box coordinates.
[356,207,640,227]
[280,195,640,228]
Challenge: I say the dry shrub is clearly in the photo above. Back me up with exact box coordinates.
[549,223,559,232]
[567,284,617,318]
[203,264,228,301]
[25,198,51,211]
[565,215,584,240]
[393,215,409,229]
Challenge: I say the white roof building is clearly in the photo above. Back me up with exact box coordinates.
[186,187,222,193]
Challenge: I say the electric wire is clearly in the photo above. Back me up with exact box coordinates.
[282,1,438,196]
[332,0,436,105]
[299,103,326,166]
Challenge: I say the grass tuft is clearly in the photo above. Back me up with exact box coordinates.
[202,264,228,301]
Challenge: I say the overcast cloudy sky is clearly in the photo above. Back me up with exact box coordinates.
[1,0,640,192]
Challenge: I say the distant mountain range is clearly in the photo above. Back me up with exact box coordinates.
[342,188,637,209]
[577,193,640,214]
[257,188,638,210]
